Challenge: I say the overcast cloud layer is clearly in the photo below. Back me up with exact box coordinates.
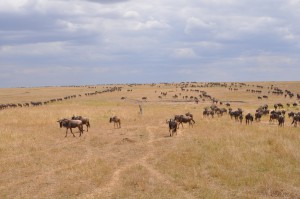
[0,0,299,87]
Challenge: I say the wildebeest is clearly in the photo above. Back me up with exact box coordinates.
[255,112,262,122]
[288,112,295,118]
[269,112,279,123]
[110,116,121,128]
[293,102,298,107]
[203,108,214,118]
[278,115,285,127]
[291,114,300,127]
[229,108,243,121]
[245,113,253,125]
[71,115,90,132]
[239,114,243,123]
[174,115,195,128]
[57,118,84,137]
[167,119,177,137]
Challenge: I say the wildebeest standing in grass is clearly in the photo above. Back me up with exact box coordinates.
[239,114,243,123]
[167,119,177,137]
[278,115,285,127]
[245,113,253,125]
[269,112,279,123]
[174,115,195,128]
[110,116,121,128]
[57,118,84,137]
[71,115,90,132]
[255,112,262,122]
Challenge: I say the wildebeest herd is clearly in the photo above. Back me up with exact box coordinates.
[3,82,295,137]
[54,82,299,137]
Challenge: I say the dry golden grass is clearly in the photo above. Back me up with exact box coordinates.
[0,82,300,199]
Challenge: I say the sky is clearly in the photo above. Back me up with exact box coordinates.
[0,0,300,87]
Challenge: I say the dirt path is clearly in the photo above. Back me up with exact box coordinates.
[80,124,195,199]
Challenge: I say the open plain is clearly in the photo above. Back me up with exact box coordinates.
[0,82,300,199]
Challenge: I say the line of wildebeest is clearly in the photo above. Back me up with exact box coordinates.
[0,86,123,110]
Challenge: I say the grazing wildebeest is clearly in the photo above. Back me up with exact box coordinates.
[291,114,300,127]
[110,116,121,128]
[174,115,194,128]
[57,118,84,137]
[167,119,177,137]
[71,115,90,132]
[245,113,253,125]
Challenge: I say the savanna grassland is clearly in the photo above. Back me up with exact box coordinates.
[0,82,300,199]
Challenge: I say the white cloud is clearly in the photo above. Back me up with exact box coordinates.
[184,17,215,34]
[0,42,68,56]
[134,19,170,30]
[123,11,139,18]
[173,48,197,59]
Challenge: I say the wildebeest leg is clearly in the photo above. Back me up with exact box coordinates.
[70,128,75,137]
[65,129,68,137]
[78,127,81,137]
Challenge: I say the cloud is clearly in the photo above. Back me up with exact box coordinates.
[173,48,197,59]
[123,11,139,18]
[134,19,170,30]
[83,0,130,4]
[0,0,300,87]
